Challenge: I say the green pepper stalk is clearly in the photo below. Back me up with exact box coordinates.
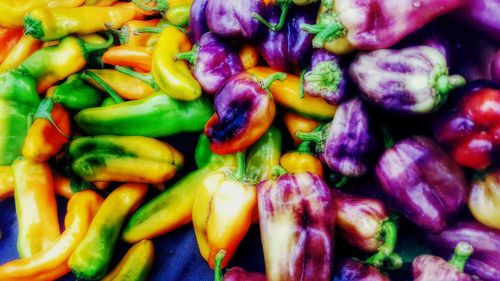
[80,71,124,104]
[214,250,227,281]
[449,242,474,272]
[364,217,402,270]
[252,0,293,31]
[115,66,160,91]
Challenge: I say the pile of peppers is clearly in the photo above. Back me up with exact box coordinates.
[0,0,499,281]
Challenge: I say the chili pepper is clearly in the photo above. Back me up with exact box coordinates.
[204,71,284,154]
[349,45,465,115]
[296,98,377,177]
[468,170,500,230]
[75,92,214,137]
[248,66,337,120]
[332,258,391,281]
[131,0,192,27]
[0,69,40,165]
[101,239,155,281]
[303,49,351,105]
[376,136,468,233]
[52,74,102,110]
[102,46,152,72]
[0,190,103,281]
[193,152,257,269]
[19,32,114,93]
[69,135,184,183]
[85,0,118,6]
[246,126,282,184]
[454,0,500,40]
[24,6,135,41]
[258,172,335,281]
[413,242,474,281]
[69,183,148,280]
[122,152,236,243]
[107,19,160,47]
[0,166,14,201]
[432,80,500,170]
[252,0,318,32]
[283,112,321,146]
[83,69,155,100]
[257,4,317,72]
[300,0,463,52]
[223,267,266,281]
[238,43,260,70]
[175,32,244,95]
[0,28,23,64]
[113,1,158,20]
[0,34,42,73]
[12,158,60,258]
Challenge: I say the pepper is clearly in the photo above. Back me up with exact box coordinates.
[69,183,148,280]
[113,1,158,20]
[0,34,42,73]
[12,158,60,258]
[376,136,468,233]
[468,170,500,230]
[83,69,155,100]
[252,0,319,32]
[24,6,136,41]
[101,239,155,281]
[69,135,184,183]
[131,0,193,27]
[246,126,282,184]
[204,71,284,154]
[75,92,214,137]
[175,32,244,95]
[432,80,500,170]
[454,0,500,40]
[300,0,463,52]
[349,45,466,115]
[280,126,324,176]
[0,166,14,201]
[296,98,377,177]
[223,267,266,281]
[102,46,152,72]
[493,51,500,83]
[0,28,23,64]
[0,190,103,281]
[107,19,160,47]
[238,43,260,70]
[52,74,103,110]
[283,112,321,146]
[258,172,335,281]
[0,69,40,165]
[413,242,475,281]
[248,66,337,120]
[85,0,118,6]
[332,258,390,281]
[19,33,114,93]
[188,0,209,43]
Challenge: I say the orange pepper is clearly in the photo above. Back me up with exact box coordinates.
[0,190,104,281]
[280,151,324,177]
[83,69,154,100]
[53,173,73,199]
[108,19,160,47]
[113,1,158,20]
[283,112,321,146]
[0,166,14,201]
[0,34,42,73]
[102,45,152,72]
[0,27,23,64]
[238,43,260,70]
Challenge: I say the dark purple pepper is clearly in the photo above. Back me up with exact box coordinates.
[206,0,265,40]
[296,98,377,177]
[454,0,500,40]
[188,0,209,43]
[397,23,451,65]
[223,267,266,281]
[303,49,351,105]
[175,32,243,95]
[375,136,468,233]
[492,50,500,84]
[332,258,390,281]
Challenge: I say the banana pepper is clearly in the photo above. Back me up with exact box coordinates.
[0,35,42,73]
[102,46,152,72]
[83,69,154,100]
[132,0,192,27]
[0,28,23,64]
[101,239,155,281]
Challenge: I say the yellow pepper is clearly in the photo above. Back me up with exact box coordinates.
[101,239,155,281]
[283,112,321,146]
[0,190,104,281]
[0,165,14,201]
[152,26,202,101]
[85,0,118,6]
[238,43,260,70]
[83,69,155,100]
[469,170,500,230]
[0,35,42,73]
[280,152,324,177]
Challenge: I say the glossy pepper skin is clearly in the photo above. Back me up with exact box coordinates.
[0,190,103,281]
[176,32,243,95]
[0,28,23,64]
[223,267,266,281]
[332,258,390,281]
[69,135,184,183]
[102,46,152,73]
[205,71,284,155]
[24,6,135,41]
[84,69,155,100]
[432,80,500,170]
[376,136,468,233]
[188,0,209,43]
[101,240,155,281]
[349,46,465,115]
[454,0,500,40]
[258,172,335,281]
[52,74,102,110]
[69,183,148,281]
[0,34,42,73]
[246,126,282,184]
[281,125,324,177]
[75,93,213,137]
[468,170,500,230]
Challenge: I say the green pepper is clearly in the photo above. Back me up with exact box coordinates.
[0,69,40,165]
[74,93,214,137]
[100,97,117,107]
[245,126,282,184]
[195,134,216,169]
[52,74,102,111]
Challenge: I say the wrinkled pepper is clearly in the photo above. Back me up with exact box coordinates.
[246,126,282,184]
[188,0,209,43]
[283,112,321,146]
[102,46,152,72]
[0,28,23,64]
[83,69,155,100]
[0,190,103,281]
[332,258,390,281]
[223,267,266,281]
[69,135,183,183]
[101,239,155,281]
[69,183,148,280]
[0,34,42,73]
[468,170,500,230]
[52,74,103,110]
[238,43,260,70]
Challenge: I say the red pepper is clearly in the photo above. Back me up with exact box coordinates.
[0,27,23,64]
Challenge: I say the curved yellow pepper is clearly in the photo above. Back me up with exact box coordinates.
[102,239,155,281]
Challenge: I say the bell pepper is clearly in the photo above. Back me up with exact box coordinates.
[122,149,236,243]
[280,126,324,176]
[52,74,103,110]
[413,242,475,281]
[301,0,463,52]
[69,135,184,183]
[12,158,60,258]
[258,172,335,281]
[19,33,114,93]
[248,66,337,120]
[253,0,319,32]
[332,258,390,281]
[296,98,377,177]
[0,28,23,64]
[468,170,500,230]
[75,92,213,136]
[0,190,103,281]
[101,239,155,281]
[432,80,500,170]
[102,46,152,72]
[376,136,468,233]
[0,34,42,73]
[238,43,260,70]
[454,0,500,40]
[349,45,465,115]
[69,183,148,280]
[283,112,321,146]
[175,32,244,95]
[188,0,209,42]
[0,69,40,165]
[223,267,266,281]
[246,126,282,184]
[204,71,284,155]
[24,6,135,41]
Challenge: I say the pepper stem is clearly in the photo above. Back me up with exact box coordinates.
[301,22,345,48]
[335,176,349,188]
[135,25,187,35]
[104,22,128,45]
[81,71,124,104]
[435,74,466,96]
[115,66,159,91]
[235,151,246,182]
[132,0,168,12]
[381,126,394,149]
[251,2,291,31]
[295,130,323,144]
[174,45,199,65]
[261,72,287,91]
[365,217,399,269]
[34,99,70,139]
[299,69,306,99]
[81,31,114,54]
[449,242,473,272]
[272,165,288,177]
[214,249,226,281]
[297,140,313,153]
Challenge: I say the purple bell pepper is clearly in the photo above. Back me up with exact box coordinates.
[223,267,266,281]
[188,0,209,43]
[349,45,466,115]
[296,98,377,177]
[375,136,468,233]
[426,221,500,281]
[175,32,243,95]
[454,0,500,40]
[492,50,500,84]
[206,0,265,40]
[332,258,390,281]
[303,49,351,105]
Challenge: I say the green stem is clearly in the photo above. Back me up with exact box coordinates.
[34,99,70,139]
[80,31,114,54]
[173,46,198,65]
[235,151,246,182]
[135,25,187,35]
[435,74,466,95]
[115,66,159,91]
[104,22,128,45]
[365,218,399,268]
[82,71,124,104]
[299,69,306,99]
[252,2,291,31]
[132,0,168,12]
[449,242,473,272]
[297,140,313,153]
[302,23,345,48]
[272,165,288,177]
[385,253,403,270]
[295,130,323,144]
[381,126,394,149]
[214,249,226,281]
[300,23,326,34]
[335,176,349,188]
[261,72,287,91]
